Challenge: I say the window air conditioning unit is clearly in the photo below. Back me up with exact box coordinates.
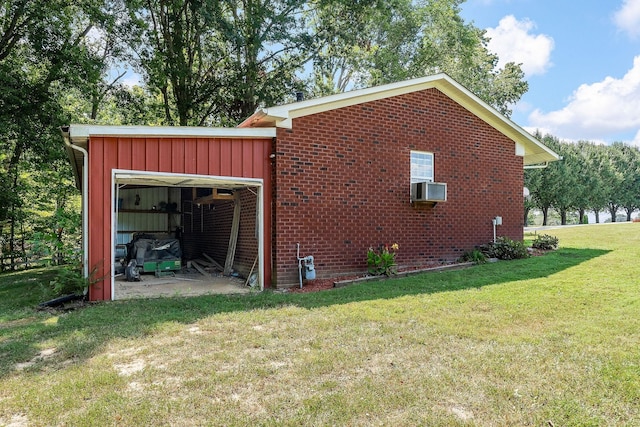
[411,182,447,202]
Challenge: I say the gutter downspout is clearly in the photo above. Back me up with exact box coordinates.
[524,157,563,170]
[62,128,89,279]
[523,162,549,170]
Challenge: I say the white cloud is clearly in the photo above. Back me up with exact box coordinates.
[485,15,554,76]
[528,56,640,144]
[614,0,640,39]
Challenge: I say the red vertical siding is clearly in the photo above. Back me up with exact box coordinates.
[88,137,107,300]
[158,139,172,172]
[171,139,185,173]
[220,139,232,176]
[196,139,208,175]
[184,138,197,174]
[131,138,146,170]
[145,139,159,171]
[87,136,273,300]
[118,138,132,170]
[231,141,243,176]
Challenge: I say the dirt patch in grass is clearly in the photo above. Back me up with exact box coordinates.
[14,348,58,371]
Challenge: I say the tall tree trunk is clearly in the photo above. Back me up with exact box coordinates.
[560,209,567,225]
[9,203,16,271]
[594,210,600,223]
[7,144,22,271]
[609,205,617,222]
[625,207,633,221]
[578,208,585,224]
[20,221,27,269]
[542,206,549,226]
[0,229,4,272]
[161,85,174,125]
[56,227,64,265]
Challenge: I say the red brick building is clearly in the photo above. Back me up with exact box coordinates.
[64,74,559,300]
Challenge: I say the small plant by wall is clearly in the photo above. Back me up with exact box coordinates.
[367,243,399,276]
[459,248,487,264]
[42,263,103,300]
[480,237,529,260]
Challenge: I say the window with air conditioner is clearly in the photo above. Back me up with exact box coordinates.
[410,151,446,202]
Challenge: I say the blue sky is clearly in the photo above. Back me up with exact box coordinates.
[460,0,640,145]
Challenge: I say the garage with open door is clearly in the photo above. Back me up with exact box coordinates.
[62,125,274,301]
[112,170,265,299]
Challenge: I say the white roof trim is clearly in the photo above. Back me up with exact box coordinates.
[68,124,276,145]
[239,73,560,165]
[113,169,263,188]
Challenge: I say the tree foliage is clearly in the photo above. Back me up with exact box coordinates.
[7,0,639,271]
[308,0,528,116]
[0,0,115,269]
[526,136,640,225]
[124,0,313,126]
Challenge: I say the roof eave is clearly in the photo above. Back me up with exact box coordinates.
[435,78,561,165]
[67,124,277,140]
[237,73,560,165]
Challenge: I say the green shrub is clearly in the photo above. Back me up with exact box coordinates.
[459,249,487,264]
[532,234,559,250]
[367,243,399,276]
[42,264,88,299]
[480,237,529,260]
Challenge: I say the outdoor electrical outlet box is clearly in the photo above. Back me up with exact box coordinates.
[495,216,503,225]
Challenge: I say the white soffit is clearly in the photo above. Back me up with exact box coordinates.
[69,124,276,146]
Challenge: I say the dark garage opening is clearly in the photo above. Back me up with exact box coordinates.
[113,172,263,299]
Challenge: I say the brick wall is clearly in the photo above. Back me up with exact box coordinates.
[181,188,258,278]
[235,188,259,277]
[272,88,524,286]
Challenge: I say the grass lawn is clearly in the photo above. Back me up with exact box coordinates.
[1,223,639,426]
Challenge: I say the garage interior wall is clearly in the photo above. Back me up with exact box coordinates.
[180,187,258,278]
[116,187,182,244]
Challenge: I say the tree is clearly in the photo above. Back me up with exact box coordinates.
[125,0,314,126]
[601,143,627,222]
[308,0,419,95]
[608,143,640,221]
[524,168,537,226]
[578,142,611,223]
[0,0,112,269]
[560,142,590,224]
[525,134,587,226]
[308,0,528,116]
[526,134,562,225]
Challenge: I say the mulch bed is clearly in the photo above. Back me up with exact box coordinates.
[287,275,361,293]
[287,262,466,293]
[287,248,555,294]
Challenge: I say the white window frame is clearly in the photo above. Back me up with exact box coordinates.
[410,151,434,183]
